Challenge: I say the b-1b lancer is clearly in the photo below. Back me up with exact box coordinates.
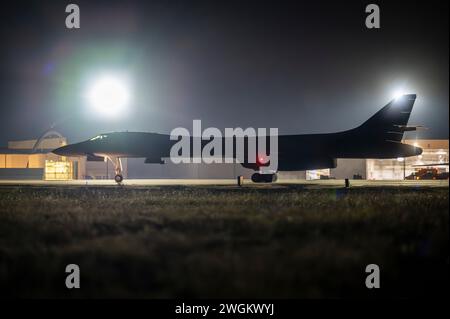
[53,94,423,183]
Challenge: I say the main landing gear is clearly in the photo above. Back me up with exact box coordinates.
[251,172,278,183]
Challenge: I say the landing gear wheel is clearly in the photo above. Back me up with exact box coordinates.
[114,174,123,183]
[251,173,277,183]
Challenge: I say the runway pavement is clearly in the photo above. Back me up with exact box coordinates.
[0,178,448,187]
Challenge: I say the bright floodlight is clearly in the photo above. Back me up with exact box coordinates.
[393,91,404,101]
[87,75,130,117]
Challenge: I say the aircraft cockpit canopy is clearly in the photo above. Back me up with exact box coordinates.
[90,134,109,141]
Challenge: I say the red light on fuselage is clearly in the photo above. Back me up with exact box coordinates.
[257,154,268,166]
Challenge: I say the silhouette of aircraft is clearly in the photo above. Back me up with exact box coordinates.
[53,94,423,183]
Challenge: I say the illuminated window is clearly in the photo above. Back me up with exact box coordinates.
[306,169,330,180]
[45,160,73,180]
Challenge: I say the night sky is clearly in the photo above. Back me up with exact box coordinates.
[0,0,448,146]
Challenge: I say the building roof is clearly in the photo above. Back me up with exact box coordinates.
[8,137,66,150]
[0,148,54,155]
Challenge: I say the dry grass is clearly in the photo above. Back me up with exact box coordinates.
[0,184,448,298]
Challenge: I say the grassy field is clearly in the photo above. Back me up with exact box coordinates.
[0,184,448,298]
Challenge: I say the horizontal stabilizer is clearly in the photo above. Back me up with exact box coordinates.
[394,125,427,132]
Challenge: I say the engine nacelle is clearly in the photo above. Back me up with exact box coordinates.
[145,157,165,164]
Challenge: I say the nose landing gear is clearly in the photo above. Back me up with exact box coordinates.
[104,155,124,184]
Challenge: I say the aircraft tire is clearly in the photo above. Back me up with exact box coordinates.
[115,174,123,183]
[251,173,261,183]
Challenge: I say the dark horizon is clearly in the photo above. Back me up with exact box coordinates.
[0,0,448,146]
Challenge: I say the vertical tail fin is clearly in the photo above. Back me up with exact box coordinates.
[354,94,417,143]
